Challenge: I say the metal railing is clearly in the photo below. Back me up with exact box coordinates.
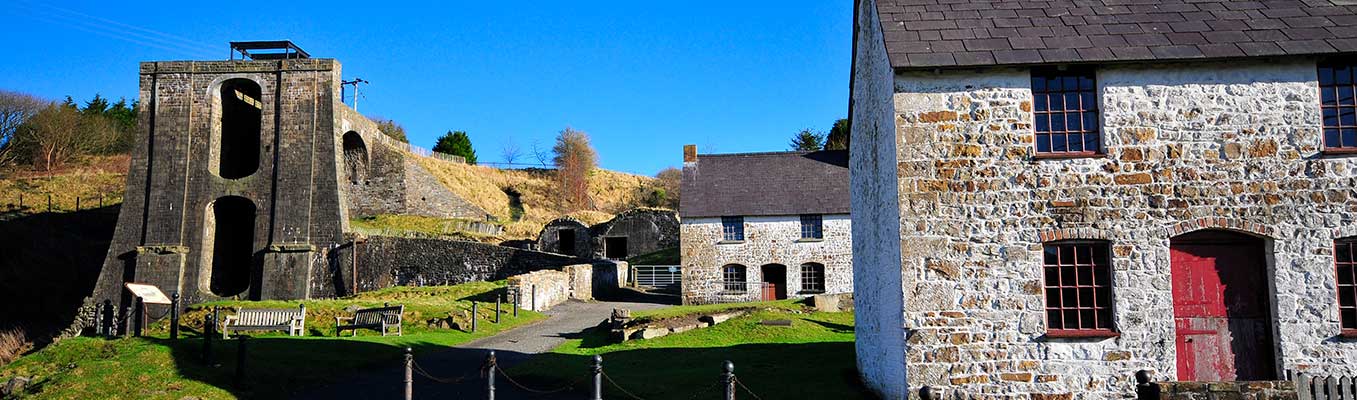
[632,265,681,291]
[401,349,762,400]
[367,130,467,164]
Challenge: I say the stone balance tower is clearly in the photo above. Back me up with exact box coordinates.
[92,41,359,308]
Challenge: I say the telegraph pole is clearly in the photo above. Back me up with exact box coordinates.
[341,78,369,111]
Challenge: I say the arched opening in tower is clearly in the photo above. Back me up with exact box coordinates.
[217,78,262,179]
[342,131,368,184]
[204,196,257,297]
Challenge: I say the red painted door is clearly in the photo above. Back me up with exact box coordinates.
[761,283,778,301]
[1170,231,1275,381]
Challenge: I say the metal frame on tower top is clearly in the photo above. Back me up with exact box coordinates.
[229,41,311,60]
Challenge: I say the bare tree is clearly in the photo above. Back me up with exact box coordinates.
[0,90,47,170]
[552,127,598,210]
[17,104,116,172]
[501,137,523,166]
[531,138,552,167]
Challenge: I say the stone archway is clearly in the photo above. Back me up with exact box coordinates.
[342,131,368,184]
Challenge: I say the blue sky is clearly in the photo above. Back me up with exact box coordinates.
[0,1,851,175]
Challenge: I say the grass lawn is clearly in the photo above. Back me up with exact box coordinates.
[0,282,544,400]
[509,304,872,400]
[347,214,501,243]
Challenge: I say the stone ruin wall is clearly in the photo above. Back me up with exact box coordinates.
[888,59,1357,398]
[592,208,680,260]
[334,105,486,221]
[680,214,853,305]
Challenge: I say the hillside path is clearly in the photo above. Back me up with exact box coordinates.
[293,299,667,400]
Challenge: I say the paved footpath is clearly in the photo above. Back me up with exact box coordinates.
[294,299,666,400]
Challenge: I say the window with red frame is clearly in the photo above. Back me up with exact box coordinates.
[1319,62,1357,151]
[1043,242,1114,335]
[1337,240,1357,333]
[1032,69,1101,156]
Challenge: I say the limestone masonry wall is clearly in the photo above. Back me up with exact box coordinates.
[507,264,593,311]
[680,215,852,304]
[335,235,588,295]
[884,58,1357,398]
[848,0,907,397]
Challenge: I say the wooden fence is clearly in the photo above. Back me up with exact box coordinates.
[1292,371,1357,400]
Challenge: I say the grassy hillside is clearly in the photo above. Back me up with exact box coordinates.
[0,283,545,400]
[413,156,658,239]
[0,155,128,215]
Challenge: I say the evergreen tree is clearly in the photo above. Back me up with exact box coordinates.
[432,130,477,164]
[789,128,825,151]
[825,118,850,150]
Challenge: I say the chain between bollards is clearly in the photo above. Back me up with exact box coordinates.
[403,348,413,400]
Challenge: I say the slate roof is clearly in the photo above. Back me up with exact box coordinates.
[875,0,1357,69]
[680,150,850,219]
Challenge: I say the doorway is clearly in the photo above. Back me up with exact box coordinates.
[558,229,576,256]
[760,264,786,301]
[605,237,628,259]
[1170,230,1275,381]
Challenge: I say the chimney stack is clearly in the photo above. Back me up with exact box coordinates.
[683,144,697,163]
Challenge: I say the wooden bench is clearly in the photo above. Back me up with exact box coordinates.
[335,304,404,337]
[221,305,306,338]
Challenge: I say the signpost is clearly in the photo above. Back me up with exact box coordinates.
[123,283,172,337]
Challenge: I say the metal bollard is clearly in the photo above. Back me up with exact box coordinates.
[99,194,103,207]
[471,302,479,333]
[203,316,215,364]
[234,336,247,388]
[170,293,181,340]
[591,355,603,400]
[133,297,144,337]
[75,197,80,211]
[1134,370,1160,400]
[46,194,51,212]
[101,301,113,338]
[486,350,497,400]
[403,348,413,400]
[512,291,519,317]
[723,360,736,400]
[495,297,501,324]
[122,306,133,337]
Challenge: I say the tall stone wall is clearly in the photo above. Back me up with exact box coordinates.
[592,208,679,260]
[333,235,589,294]
[334,106,486,221]
[848,0,907,397]
[680,215,852,304]
[93,59,349,308]
[537,218,595,259]
[881,58,1357,398]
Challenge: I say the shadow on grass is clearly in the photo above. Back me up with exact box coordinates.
[508,342,877,400]
[159,333,460,400]
[802,317,855,333]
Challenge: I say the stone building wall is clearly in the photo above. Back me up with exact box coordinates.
[592,208,680,260]
[507,264,593,311]
[876,58,1357,398]
[537,217,595,259]
[680,214,852,304]
[848,0,907,397]
[93,59,350,307]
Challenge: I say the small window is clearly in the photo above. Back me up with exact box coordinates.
[723,264,747,293]
[1319,62,1357,152]
[801,263,825,293]
[800,215,823,240]
[1043,241,1115,336]
[721,216,744,242]
[1337,240,1357,334]
[1031,68,1101,157]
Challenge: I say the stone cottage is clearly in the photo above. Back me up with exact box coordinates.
[850,0,1357,398]
[679,145,852,304]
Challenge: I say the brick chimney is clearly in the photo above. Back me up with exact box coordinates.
[683,144,697,163]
